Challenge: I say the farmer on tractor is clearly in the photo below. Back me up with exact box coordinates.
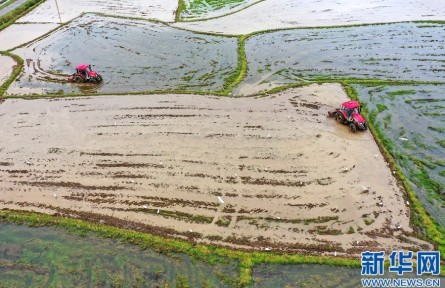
[328,100,367,133]
[68,64,103,84]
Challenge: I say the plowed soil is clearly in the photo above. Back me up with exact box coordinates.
[0,84,431,254]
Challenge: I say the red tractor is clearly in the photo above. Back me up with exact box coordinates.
[67,64,103,83]
[328,100,367,133]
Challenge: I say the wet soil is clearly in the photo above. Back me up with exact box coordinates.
[0,84,430,254]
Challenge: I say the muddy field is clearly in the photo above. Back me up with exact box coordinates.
[235,22,445,95]
[354,84,445,226]
[16,0,178,23]
[6,14,238,96]
[0,55,14,84]
[174,0,445,34]
[0,84,430,254]
[0,23,59,51]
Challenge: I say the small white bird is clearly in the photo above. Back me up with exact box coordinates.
[217,196,224,204]
[356,241,360,244]
[189,228,193,232]
[377,202,383,207]
[130,179,135,183]
[143,205,148,209]
[114,121,117,126]
[361,185,369,192]
[157,208,160,214]
[398,137,408,141]
[265,247,272,251]
[334,251,337,256]
[276,216,281,220]
[25,161,32,165]
[374,154,378,157]
[267,133,271,138]
[53,193,57,198]
[406,201,410,206]
[392,171,396,175]
[396,223,402,229]
[159,161,163,166]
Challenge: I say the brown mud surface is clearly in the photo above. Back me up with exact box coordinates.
[0,84,432,255]
[0,55,15,85]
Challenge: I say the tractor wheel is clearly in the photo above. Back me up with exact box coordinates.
[73,76,84,83]
[96,75,103,83]
[349,123,357,133]
[336,113,345,124]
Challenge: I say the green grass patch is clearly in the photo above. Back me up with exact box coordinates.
[222,35,248,95]
[376,103,388,113]
[428,126,445,133]
[0,0,46,31]
[175,0,186,22]
[387,89,416,99]
[0,51,23,97]
[215,215,232,227]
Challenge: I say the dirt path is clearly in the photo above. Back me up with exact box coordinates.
[0,84,431,255]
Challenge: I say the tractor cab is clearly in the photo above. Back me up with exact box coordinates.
[76,64,97,79]
[341,100,361,121]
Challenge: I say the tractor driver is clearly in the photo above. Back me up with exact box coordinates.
[347,107,359,121]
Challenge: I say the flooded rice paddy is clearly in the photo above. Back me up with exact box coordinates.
[7,18,445,98]
[7,14,238,96]
[0,223,235,287]
[173,0,445,35]
[1,222,442,287]
[178,0,260,21]
[16,0,178,23]
[354,84,445,226]
[252,264,444,287]
[235,23,445,95]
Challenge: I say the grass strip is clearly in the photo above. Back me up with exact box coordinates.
[222,35,248,95]
[0,0,45,31]
[0,51,23,97]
